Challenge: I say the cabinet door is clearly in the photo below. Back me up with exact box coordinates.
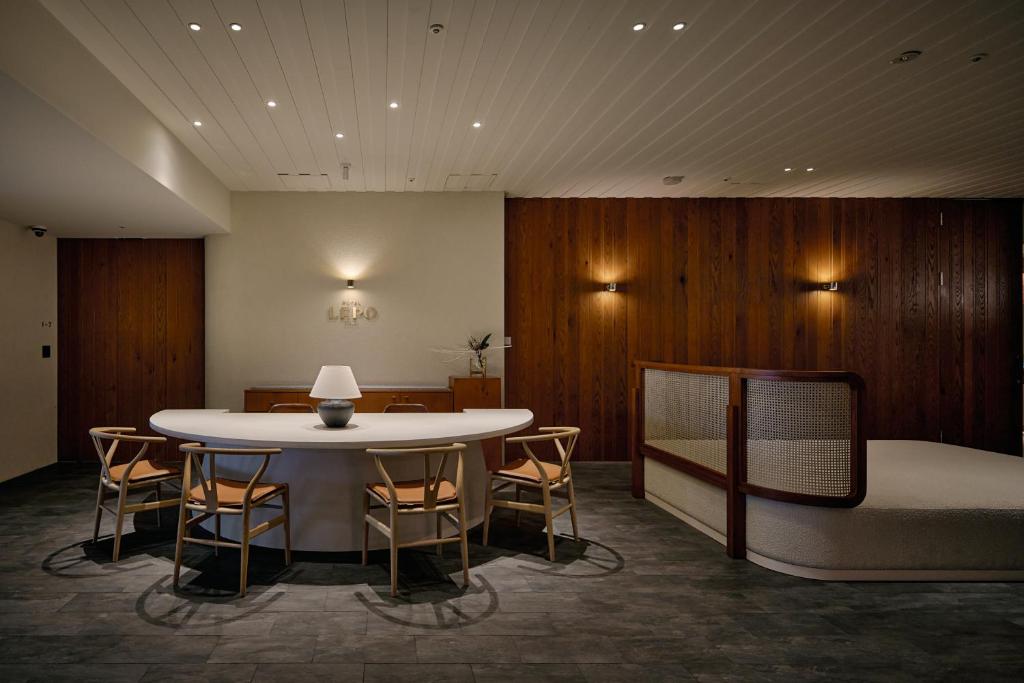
[354,390,452,413]
[352,391,399,413]
[245,390,314,413]
[400,391,453,413]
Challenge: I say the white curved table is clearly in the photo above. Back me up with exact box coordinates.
[149,408,533,552]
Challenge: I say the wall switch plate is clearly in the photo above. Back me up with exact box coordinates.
[42,345,51,358]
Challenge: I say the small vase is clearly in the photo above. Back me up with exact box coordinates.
[469,355,488,377]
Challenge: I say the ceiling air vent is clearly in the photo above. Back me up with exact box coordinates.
[444,173,498,190]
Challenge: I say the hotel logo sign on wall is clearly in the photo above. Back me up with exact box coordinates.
[328,300,379,326]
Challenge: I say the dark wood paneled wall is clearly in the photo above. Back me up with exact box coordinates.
[506,198,1022,460]
[58,239,205,462]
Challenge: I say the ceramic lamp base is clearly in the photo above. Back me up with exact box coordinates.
[316,399,354,428]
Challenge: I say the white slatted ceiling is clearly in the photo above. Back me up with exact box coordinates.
[41,0,1024,197]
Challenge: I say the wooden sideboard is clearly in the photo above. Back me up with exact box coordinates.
[244,376,504,468]
[244,386,453,414]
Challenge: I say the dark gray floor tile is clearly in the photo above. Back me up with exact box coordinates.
[0,635,101,663]
[415,634,520,663]
[456,611,557,636]
[363,663,474,682]
[0,594,76,613]
[253,663,364,682]
[94,635,219,663]
[140,663,256,682]
[473,663,586,682]
[578,663,698,682]
[207,634,316,663]
[312,633,418,663]
[0,663,147,682]
[269,610,366,636]
[515,635,622,663]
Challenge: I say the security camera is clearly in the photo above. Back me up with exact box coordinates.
[28,225,47,238]
[429,23,444,34]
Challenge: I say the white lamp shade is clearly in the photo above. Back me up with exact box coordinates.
[309,365,362,400]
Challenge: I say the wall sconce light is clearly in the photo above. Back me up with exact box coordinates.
[346,279,355,289]
[605,282,618,292]
[821,281,839,292]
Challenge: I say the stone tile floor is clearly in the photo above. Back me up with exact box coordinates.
[0,463,1022,681]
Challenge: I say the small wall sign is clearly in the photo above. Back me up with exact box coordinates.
[328,300,379,325]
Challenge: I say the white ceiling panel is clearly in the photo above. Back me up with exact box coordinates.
[40,0,1024,197]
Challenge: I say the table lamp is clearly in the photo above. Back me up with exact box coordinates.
[309,365,362,428]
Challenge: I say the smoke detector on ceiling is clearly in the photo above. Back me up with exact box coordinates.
[969,52,989,63]
[889,50,922,65]
[662,175,684,185]
[429,23,445,34]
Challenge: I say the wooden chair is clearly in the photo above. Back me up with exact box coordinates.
[173,443,291,597]
[483,427,581,561]
[362,443,469,597]
[90,427,182,562]
[268,403,315,413]
[383,403,429,413]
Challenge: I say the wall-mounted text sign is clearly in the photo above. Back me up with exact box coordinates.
[328,300,379,325]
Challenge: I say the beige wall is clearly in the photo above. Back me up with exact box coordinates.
[206,192,504,411]
[0,219,57,481]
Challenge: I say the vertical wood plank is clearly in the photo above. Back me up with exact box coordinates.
[506,198,1020,460]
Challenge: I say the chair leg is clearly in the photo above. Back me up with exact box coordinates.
[389,506,399,598]
[482,478,493,547]
[567,479,580,541]
[542,485,556,562]
[457,499,470,588]
[361,491,370,566]
[92,481,105,543]
[436,512,443,557]
[173,500,188,589]
[155,482,162,529]
[514,484,522,527]
[240,510,251,597]
[282,488,292,566]
[214,513,221,557]
[112,485,129,562]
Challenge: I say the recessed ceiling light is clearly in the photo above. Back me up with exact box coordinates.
[389,101,399,109]
[266,100,277,108]
[783,167,792,172]
[229,23,242,31]
[335,132,344,139]
[806,167,815,172]
[193,120,202,127]
[188,22,201,31]
[472,121,482,128]
[632,22,646,31]
[672,22,687,31]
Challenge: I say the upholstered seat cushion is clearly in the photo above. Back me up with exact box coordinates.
[495,458,564,483]
[108,459,180,483]
[189,478,285,507]
[368,478,457,506]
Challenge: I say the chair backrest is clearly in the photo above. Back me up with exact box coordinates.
[506,427,581,483]
[366,443,466,510]
[268,402,316,413]
[383,403,429,413]
[89,427,167,486]
[178,442,282,511]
